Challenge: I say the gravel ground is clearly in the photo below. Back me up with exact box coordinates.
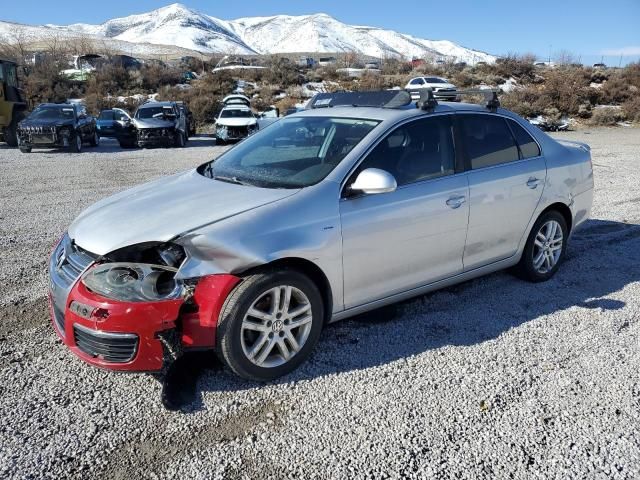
[0,129,639,479]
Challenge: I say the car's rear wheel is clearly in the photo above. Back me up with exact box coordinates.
[175,132,186,148]
[216,269,324,381]
[516,210,568,282]
[19,146,32,153]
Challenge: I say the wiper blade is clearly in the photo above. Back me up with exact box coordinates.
[212,175,252,186]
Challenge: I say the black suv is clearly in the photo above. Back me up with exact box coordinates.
[133,101,187,148]
[17,103,98,153]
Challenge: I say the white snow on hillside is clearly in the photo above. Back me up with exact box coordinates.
[0,3,496,64]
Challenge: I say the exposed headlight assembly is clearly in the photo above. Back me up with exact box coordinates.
[81,263,183,302]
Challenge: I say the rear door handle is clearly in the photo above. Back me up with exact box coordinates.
[527,177,542,189]
[446,195,466,209]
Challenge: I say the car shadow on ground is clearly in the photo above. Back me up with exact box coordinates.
[160,218,640,411]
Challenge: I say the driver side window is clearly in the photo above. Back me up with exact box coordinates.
[356,115,456,187]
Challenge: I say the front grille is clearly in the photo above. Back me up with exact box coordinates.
[21,125,55,134]
[227,126,249,137]
[138,128,171,140]
[53,303,66,334]
[73,324,138,363]
[53,236,97,290]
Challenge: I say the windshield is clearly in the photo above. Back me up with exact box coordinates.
[98,111,114,120]
[425,77,447,83]
[220,109,253,118]
[29,106,75,121]
[135,106,174,119]
[201,116,379,188]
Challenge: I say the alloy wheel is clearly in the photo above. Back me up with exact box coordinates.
[532,220,563,274]
[240,285,313,368]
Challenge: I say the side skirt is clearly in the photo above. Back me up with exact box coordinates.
[330,256,520,323]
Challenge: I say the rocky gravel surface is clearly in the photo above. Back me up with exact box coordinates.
[0,129,639,479]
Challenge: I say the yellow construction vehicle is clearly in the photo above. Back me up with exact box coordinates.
[0,59,28,146]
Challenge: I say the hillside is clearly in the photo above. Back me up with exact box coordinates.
[0,3,496,64]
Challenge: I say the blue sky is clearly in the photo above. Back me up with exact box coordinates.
[3,0,640,65]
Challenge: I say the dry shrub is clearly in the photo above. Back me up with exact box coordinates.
[622,97,640,122]
[491,53,537,80]
[589,107,625,126]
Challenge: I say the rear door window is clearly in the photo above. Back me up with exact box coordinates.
[507,120,541,158]
[459,114,519,169]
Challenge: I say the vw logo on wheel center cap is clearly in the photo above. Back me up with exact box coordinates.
[272,319,284,332]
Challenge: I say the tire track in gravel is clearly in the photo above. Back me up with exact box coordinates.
[98,400,285,480]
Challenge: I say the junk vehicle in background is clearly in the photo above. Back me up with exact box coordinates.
[17,103,98,153]
[96,108,137,148]
[214,94,258,144]
[133,101,188,148]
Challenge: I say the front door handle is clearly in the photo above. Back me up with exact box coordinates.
[446,195,466,209]
[527,177,542,189]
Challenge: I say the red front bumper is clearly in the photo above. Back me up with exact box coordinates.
[51,274,240,372]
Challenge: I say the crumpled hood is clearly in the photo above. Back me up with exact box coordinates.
[69,169,299,255]
[134,118,176,129]
[216,117,257,127]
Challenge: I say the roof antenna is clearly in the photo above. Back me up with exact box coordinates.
[416,88,438,111]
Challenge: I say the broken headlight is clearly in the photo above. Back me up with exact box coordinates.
[81,263,183,302]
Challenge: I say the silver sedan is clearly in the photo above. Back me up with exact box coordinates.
[49,91,594,381]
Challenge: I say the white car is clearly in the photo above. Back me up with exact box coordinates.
[406,76,458,101]
[215,95,258,144]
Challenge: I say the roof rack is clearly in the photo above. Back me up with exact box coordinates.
[308,90,412,109]
[415,88,501,112]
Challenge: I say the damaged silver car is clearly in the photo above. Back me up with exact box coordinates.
[50,90,593,381]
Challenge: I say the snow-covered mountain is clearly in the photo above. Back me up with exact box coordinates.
[1,3,496,64]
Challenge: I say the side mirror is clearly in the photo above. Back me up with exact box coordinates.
[350,168,397,195]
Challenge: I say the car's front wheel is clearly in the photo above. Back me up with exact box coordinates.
[69,132,82,153]
[89,130,99,147]
[517,210,568,282]
[216,269,324,381]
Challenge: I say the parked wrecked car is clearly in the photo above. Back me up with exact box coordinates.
[97,108,137,148]
[133,101,188,148]
[405,76,458,101]
[17,103,98,153]
[49,90,593,382]
[529,115,569,132]
[214,94,258,144]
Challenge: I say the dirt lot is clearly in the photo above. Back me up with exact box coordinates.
[0,129,639,479]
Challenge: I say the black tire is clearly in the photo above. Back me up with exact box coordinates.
[5,110,25,147]
[175,132,186,148]
[19,146,32,153]
[515,210,568,282]
[69,132,82,153]
[216,269,324,381]
[89,129,99,147]
[118,140,136,149]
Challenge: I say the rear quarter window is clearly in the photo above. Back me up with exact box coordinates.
[460,114,519,169]
[508,120,541,158]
